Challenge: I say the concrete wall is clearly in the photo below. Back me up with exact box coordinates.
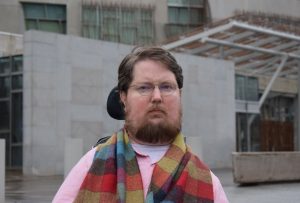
[209,0,300,21]
[0,32,23,57]
[0,0,24,35]
[178,53,235,168]
[23,31,235,175]
[23,30,126,175]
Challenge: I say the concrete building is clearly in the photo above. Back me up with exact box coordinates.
[0,0,211,44]
[209,0,300,20]
[1,0,300,42]
[0,0,299,175]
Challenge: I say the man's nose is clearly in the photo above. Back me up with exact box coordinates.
[151,86,162,102]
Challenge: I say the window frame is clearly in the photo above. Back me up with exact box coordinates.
[166,0,206,37]
[22,2,67,34]
[81,4,155,45]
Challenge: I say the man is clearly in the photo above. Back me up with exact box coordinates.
[53,47,228,202]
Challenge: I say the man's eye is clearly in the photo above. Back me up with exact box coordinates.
[137,85,151,91]
[160,84,173,91]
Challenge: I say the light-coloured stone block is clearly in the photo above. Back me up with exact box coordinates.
[31,56,56,73]
[56,102,71,137]
[71,85,104,105]
[0,32,23,56]
[186,136,204,160]
[31,145,61,175]
[29,30,57,44]
[71,121,104,151]
[56,64,71,102]
[71,104,105,122]
[32,126,56,146]
[64,138,83,178]
[32,42,56,59]
[70,52,102,69]
[232,152,300,184]
[0,139,5,203]
[32,106,56,127]
[32,72,55,89]
[71,68,103,87]
[32,88,55,108]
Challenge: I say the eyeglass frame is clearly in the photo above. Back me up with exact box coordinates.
[128,82,179,96]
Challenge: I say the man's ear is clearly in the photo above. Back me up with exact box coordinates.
[120,91,127,108]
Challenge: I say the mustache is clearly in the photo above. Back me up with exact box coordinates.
[147,105,166,114]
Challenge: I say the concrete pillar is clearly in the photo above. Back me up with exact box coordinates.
[0,139,5,203]
[64,138,83,178]
[298,63,300,151]
[295,95,299,151]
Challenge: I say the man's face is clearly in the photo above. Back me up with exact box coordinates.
[120,59,182,144]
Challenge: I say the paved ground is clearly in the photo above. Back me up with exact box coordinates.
[4,169,300,202]
[213,168,300,203]
[5,170,60,203]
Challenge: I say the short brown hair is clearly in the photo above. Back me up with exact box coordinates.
[118,46,183,92]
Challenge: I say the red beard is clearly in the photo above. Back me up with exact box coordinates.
[125,110,182,144]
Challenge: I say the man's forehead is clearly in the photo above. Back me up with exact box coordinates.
[132,72,176,85]
[132,60,174,76]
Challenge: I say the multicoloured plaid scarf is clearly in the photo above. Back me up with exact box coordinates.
[74,129,214,203]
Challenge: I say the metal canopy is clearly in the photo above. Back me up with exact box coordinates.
[163,20,300,80]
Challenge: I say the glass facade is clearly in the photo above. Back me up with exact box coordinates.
[22,3,66,34]
[166,0,206,37]
[236,113,261,152]
[0,55,23,168]
[82,4,155,45]
[235,75,260,151]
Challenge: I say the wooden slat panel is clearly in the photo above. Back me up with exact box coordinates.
[261,120,294,151]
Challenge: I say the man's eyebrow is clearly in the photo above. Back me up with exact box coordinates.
[131,82,152,86]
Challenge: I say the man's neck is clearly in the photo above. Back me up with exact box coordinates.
[127,132,173,146]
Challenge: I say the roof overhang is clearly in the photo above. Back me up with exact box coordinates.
[163,20,300,80]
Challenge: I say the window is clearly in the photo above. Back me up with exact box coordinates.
[0,77,10,98]
[82,4,155,45]
[0,57,10,74]
[0,55,23,168]
[235,75,259,101]
[22,3,66,34]
[0,57,10,98]
[0,101,9,130]
[166,0,206,37]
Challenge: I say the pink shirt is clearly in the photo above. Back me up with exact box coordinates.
[53,147,229,203]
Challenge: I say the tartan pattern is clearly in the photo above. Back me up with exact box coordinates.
[74,129,214,203]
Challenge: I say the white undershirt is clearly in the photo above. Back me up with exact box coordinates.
[131,143,169,164]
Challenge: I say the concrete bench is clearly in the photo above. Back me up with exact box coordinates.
[232,152,300,184]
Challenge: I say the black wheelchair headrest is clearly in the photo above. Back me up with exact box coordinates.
[107,86,125,120]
